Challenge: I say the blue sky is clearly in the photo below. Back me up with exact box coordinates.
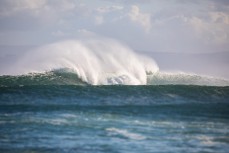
[0,0,229,53]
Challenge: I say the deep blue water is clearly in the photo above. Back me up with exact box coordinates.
[0,85,229,153]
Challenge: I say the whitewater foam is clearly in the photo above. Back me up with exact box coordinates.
[106,128,146,140]
[5,39,159,85]
[147,72,229,86]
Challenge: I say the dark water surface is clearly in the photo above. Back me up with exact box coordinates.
[0,85,229,153]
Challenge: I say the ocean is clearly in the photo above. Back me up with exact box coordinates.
[0,40,229,152]
[0,74,229,153]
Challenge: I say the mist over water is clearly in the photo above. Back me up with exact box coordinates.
[2,39,159,85]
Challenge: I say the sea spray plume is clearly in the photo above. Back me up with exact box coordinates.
[7,39,159,85]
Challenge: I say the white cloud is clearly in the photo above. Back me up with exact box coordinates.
[187,12,229,44]
[128,5,151,32]
[52,30,68,37]
[0,0,76,18]
[0,0,46,17]
[94,16,104,25]
[46,0,76,12]
[209,12,229,24]
[77,29,97,37]
[0,0,229,53]
[96,5,123,14]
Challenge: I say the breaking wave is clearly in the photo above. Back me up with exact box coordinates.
[3,39,158,85]
[1,39,229,86]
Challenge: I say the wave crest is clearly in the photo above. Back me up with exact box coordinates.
[5,39,158,85]
[1,39,228,86]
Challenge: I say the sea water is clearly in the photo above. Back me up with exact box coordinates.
[0,39,229,153]
[0,85,229,153]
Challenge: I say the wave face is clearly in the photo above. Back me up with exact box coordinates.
[0,69,87,86]
[4,39,158,85]
[1,70,229,87]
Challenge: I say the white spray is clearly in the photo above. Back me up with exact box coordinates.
[7,39,159,85]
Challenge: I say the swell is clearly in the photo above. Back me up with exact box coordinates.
[0,69,87,87]
[1,85,229,106]
[1,70,229,87]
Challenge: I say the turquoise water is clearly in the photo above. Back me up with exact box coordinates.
[0,85,229,153]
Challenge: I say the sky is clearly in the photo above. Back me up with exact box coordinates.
[0,0,229,79]
[0,0,229,53]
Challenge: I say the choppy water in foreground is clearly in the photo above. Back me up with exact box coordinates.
[0,85,229,153]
